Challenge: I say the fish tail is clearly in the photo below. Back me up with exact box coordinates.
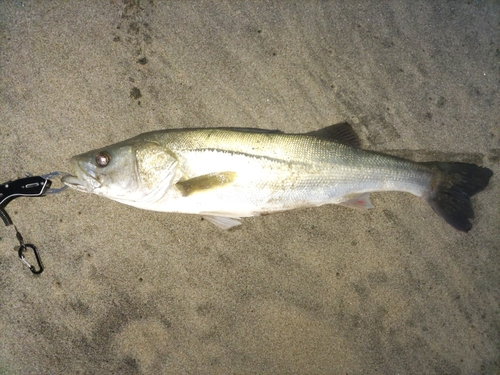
[422,162,493,232]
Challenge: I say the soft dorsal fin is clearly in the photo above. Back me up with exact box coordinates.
[305,122,362,148]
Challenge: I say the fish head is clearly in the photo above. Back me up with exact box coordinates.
[62,140,179,203]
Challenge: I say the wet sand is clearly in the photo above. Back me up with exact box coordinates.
[0,1,498,374]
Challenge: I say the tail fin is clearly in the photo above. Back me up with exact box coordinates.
[423,162,493,232]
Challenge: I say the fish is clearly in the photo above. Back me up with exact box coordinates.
[62,123,493,231]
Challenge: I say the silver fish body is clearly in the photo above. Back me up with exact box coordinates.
[62,123,492,231]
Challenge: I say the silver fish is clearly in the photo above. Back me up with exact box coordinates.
[62,123,492,231]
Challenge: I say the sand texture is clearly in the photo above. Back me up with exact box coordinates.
[0,1,499,374]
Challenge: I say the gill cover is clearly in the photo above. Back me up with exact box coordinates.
[134,142,179,204]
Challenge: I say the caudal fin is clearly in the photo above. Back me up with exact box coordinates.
[423,162,493,232]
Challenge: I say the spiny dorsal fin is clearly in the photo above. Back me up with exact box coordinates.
[305,122,361,148]
[176,172,237,196]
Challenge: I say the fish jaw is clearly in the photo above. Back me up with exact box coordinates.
[62,157,101,193]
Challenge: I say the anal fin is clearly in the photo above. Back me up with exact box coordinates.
[338,192,374,210]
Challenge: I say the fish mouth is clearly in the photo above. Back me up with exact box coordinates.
[61,174,90,192]
[61,159,101,193]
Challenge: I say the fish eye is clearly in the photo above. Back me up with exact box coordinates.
[95,152,111,167]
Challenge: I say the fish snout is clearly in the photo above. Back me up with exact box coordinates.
[62,158,101,192]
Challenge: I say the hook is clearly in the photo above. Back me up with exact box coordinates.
[18,243,44,274]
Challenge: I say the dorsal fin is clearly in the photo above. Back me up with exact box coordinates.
[305,122,362,148]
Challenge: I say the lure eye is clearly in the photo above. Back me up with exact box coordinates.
[95,152,111,167]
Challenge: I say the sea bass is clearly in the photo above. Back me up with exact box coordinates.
[62,123,492,231]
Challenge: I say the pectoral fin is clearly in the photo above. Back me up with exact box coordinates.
[176,172,237,196]
[338,192,374,210]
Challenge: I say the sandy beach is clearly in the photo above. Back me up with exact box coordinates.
[0,1,498,374]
